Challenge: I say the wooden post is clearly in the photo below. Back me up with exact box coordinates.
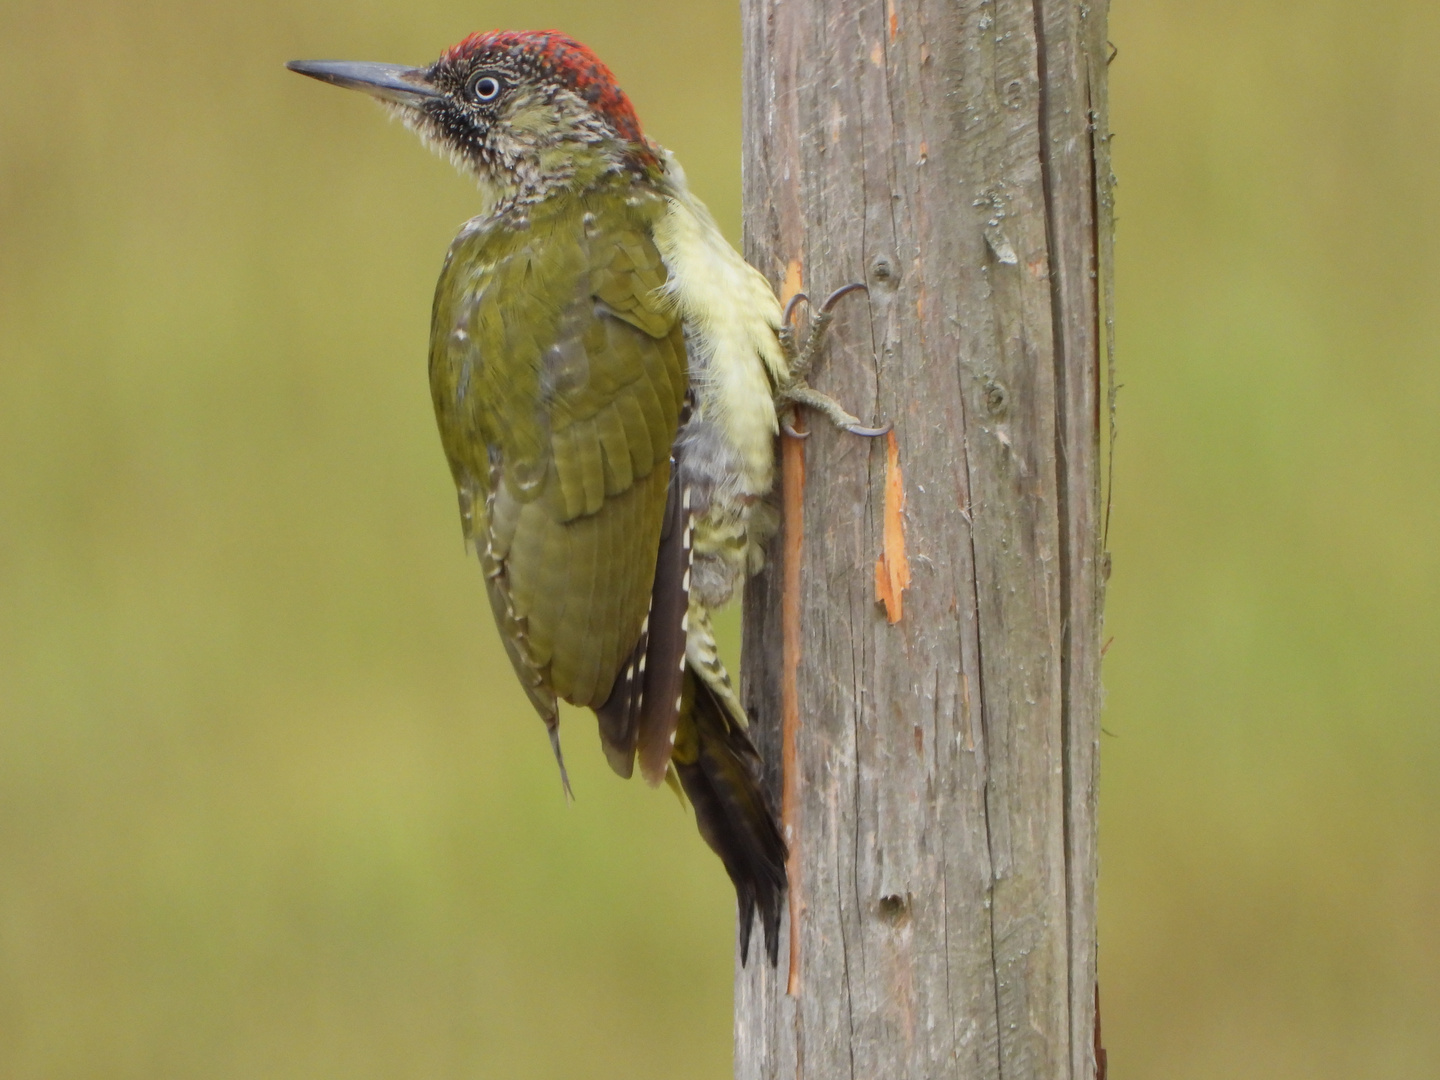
[736,1,1112,1078]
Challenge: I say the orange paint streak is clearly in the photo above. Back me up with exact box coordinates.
[874,430,910,623]
[780,416,806,996]
[781,259,804,307]
[888,0,898,40]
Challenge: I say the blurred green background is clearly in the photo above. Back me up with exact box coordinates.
[0,1,1435,1077]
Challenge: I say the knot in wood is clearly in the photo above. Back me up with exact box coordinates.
[984,380,1010,417]
[869,253,897,286]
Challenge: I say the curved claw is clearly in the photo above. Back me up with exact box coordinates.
[818,282,869,313]
[845,420,892,438]
[781,419,811,440]
[782,292,811,327]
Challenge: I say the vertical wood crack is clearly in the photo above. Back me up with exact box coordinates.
[1031,1,1078,1066]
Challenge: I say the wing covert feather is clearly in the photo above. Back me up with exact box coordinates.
[429,184,687,712]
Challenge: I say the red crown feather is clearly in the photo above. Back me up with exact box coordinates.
[443,31,648,148]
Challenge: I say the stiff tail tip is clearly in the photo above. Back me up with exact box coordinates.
[544,714,574,802]
[673,671,787,966]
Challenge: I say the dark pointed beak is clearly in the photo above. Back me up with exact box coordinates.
[286,60,440,106]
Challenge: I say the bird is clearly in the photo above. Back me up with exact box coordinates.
[288,30,884,966]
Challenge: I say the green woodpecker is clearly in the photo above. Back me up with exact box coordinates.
[289,30,883,966]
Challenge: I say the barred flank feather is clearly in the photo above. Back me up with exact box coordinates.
[673,669,787,966]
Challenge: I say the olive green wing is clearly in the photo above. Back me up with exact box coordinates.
[429,193,687,724]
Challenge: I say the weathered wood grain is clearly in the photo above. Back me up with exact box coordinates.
[736,1,1111,1077]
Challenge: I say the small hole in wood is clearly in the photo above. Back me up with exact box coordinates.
[878,893,910,924]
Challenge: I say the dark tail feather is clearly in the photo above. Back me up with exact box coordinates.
[595,632,643,778]
[595,464,689,783]
[674,670,788,966]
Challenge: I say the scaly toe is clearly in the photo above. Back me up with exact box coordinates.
[780,383,887,440]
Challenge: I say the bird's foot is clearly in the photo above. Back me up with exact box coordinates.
[779,282,868,381]
[777,283,890,440]
[779,384,891,439]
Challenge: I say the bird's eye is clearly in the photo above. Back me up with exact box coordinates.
[468,74,503,103]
